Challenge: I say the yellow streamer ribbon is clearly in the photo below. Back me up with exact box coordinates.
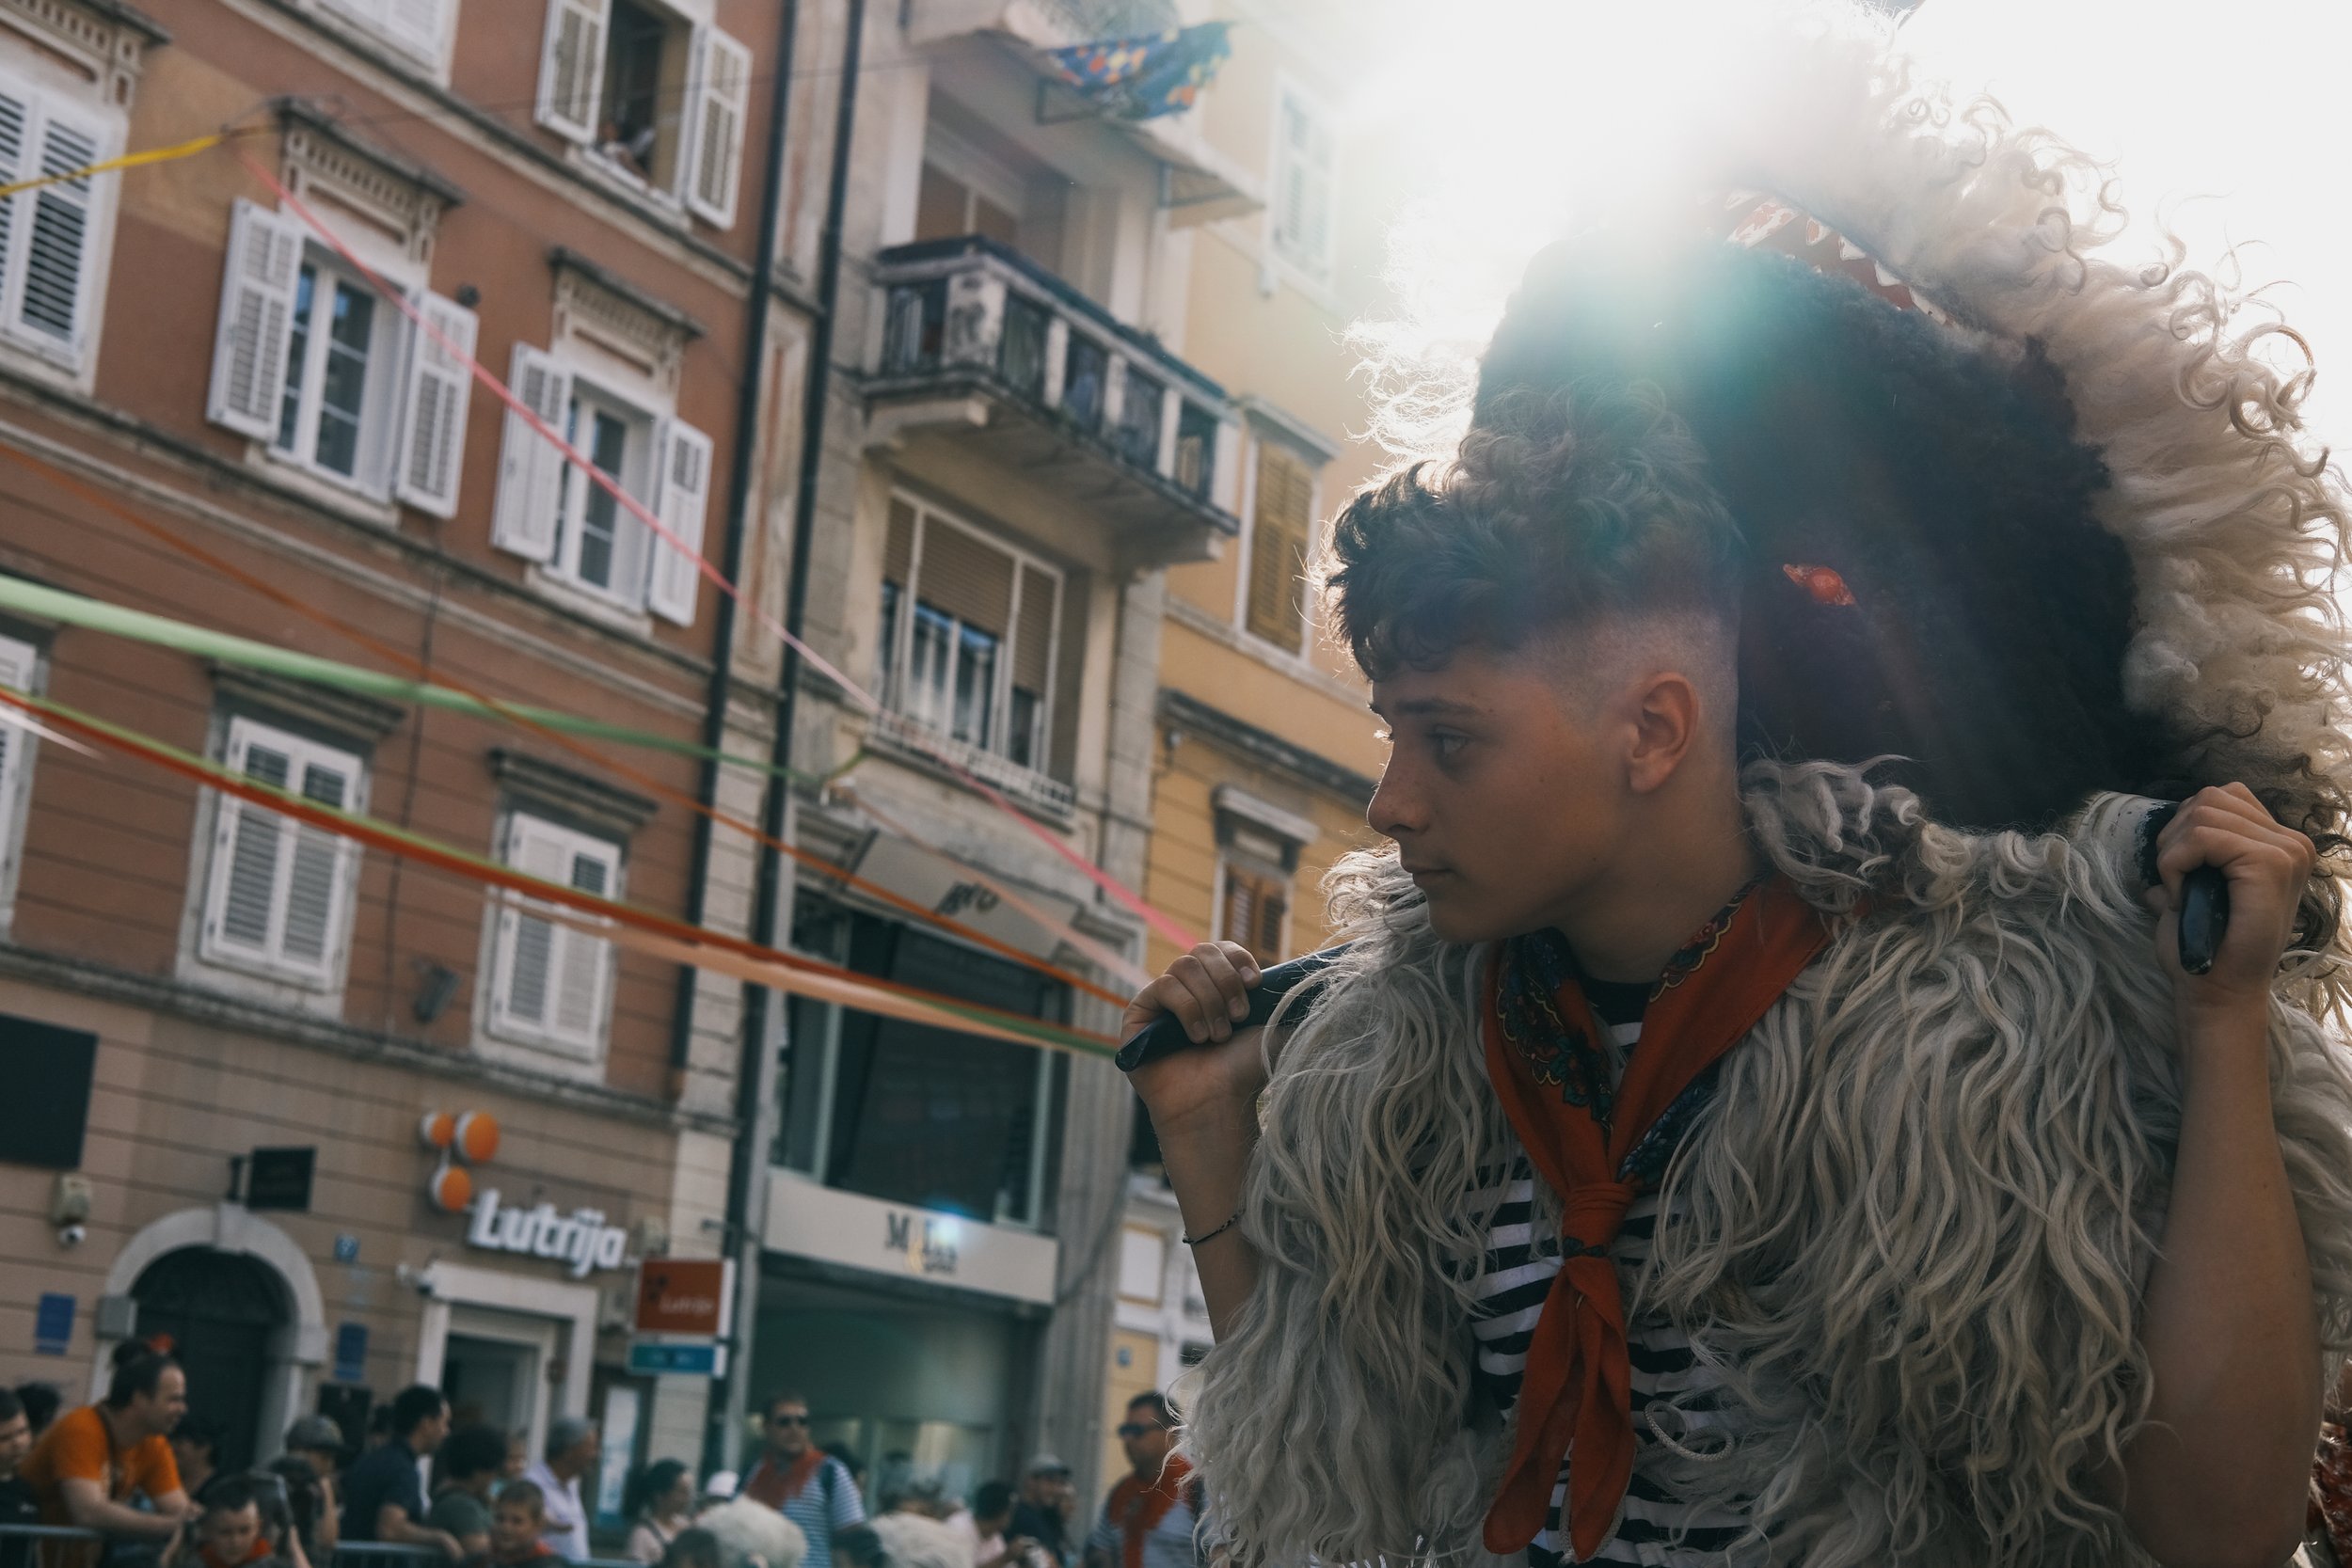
[0,130,231,202]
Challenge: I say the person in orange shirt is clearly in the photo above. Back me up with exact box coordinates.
[18,1347,189,1545]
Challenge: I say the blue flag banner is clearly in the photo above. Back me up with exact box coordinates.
[1043,22,1232,120]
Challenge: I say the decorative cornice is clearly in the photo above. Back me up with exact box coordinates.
[489,748,660,838]
[0,0,167,99]
[210,661,407,747]
[278,99,464,265]
[1157,687,1378,806]
[550,246,706,392]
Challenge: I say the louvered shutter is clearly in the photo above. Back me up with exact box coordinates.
[383,0,452,56]
[492,814,616,1054]
[1222,865,1287,967]
[645,417,713,625]
[207,200,306,440]
[0,634,36,846]
[202,720,358,984]
[18,110,100,350]
[393,291,478,517]
[1246,444,1312,652]
[0,92,26,308]
[683,25,752,229]
[490,343,570,562]
[536,0,610,146]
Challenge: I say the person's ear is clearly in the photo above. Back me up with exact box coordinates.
[1624,671,1700,794]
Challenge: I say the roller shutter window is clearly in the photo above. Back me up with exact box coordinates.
[1246,441,1314,653]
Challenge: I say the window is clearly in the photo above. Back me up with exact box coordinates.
[1244,441,1314,652]
[489,343,712,626]
[197,718,363,989]
[0,633,39,923]
[317,0,454,65]
[776,902,1065,1228]
[535,0,752,228]
[1268,82,1337,281]
[878,499,1061,772]
[485,812,621,1057]
[0,74,116,370]
[914,163,1019,248]
[206,200,478,515]
[1217,860,1289,969]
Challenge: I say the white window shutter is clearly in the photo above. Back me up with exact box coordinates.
[0,634,37,845]
[0,91,29,290]
[683,25,752,229]
[493,816,567,1032]
[393,291,478,517]
[200,720,359,985]
[645,418,712,626]
[536,0,610,146]
[382,0,451,57]
[18,110,101,351]
[278,756,356,974]
[548,847,612,1049]
[207,200,306,440]
[490,342,570,562]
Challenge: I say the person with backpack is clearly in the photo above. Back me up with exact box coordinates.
[1080,1396,1199,1568]
[739,1397,862,1568]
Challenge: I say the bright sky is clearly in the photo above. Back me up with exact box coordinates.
[1352,0,2352,448]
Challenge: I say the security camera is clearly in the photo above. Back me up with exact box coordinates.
[56,1223,86,1248]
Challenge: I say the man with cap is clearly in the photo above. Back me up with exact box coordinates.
[1006,1457,1073,1568]
[522,1418,597,1562]
[280,1418,344,1559]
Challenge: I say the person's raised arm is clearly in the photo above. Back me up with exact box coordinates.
[1122,942,1277,1338]
[2120,784,2324,1568]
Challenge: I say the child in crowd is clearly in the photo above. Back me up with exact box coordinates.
[172,1478,279,1568]
[490,1481,563,1568]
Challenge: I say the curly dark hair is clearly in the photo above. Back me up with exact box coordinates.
[1330,237,2179,831]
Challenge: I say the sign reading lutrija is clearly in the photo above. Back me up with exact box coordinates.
[633,1258,731,1337]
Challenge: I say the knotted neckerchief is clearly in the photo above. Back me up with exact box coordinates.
[1480,874,1836,1560]
[1106,1455,1197,1568]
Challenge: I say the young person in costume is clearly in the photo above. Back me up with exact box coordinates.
[1120,28,2352,1568]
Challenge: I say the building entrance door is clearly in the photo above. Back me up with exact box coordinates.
[440,1307,557,1460]
[131,1247,289,1470]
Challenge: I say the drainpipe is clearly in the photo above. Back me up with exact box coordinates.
[708,0,867,1472]
[675,0,801,1471]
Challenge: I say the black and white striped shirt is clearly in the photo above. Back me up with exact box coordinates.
[1465,982,1753,1568]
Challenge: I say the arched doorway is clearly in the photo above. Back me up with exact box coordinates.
[132,1248,290,1471]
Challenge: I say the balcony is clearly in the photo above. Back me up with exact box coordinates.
[867,707,1078,820]
[865,235,1241,562]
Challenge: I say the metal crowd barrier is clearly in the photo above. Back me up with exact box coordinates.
[0,1529,640,1568]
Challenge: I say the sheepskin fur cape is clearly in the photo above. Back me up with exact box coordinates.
[1181,20,2352,1568]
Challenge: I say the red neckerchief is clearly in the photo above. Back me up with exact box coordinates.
[1106,1455,1193,1568]
[1480,875,1836,1561]
[743,1448,826,1508]
[197,1539,273,1568]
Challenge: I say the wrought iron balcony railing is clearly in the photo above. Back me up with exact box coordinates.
[867,235,1240,548]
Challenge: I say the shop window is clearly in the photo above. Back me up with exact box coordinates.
[485,811,622,1058]
[316,0,455,67]
[196,717,364,990]
[535,0,752,228]
[206,200,479,516]
[878,498,1061,774]
[775,905,1066,1228]
[490,343,711,626]
[1268,81,1337,282]
[0,69,118,375]
[1243,441,1315,654]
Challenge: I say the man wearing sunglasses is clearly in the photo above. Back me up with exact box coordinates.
[739,1396,864,1568]
[1081,1396,1200,1568]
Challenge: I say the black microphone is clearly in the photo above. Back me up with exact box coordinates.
[1114,946,1353,1072]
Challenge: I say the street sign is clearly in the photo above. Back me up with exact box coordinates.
[246,1147,316,1212]
[633,1259,732,1337]
[627,1339,725,1378]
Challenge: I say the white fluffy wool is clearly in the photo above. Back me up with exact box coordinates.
[697,1497,809,1568]
[868,1512,975,1568]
